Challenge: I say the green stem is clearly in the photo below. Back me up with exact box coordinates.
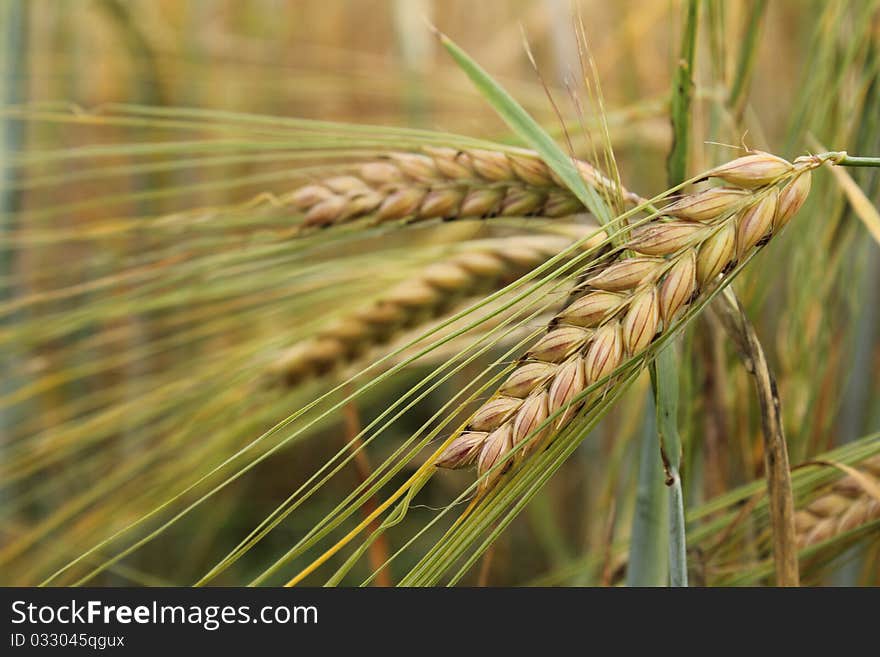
[666,471,687,587]
[649,0,698,588]
[652,346,688,587]
[643,0,700,588]
[666,0,699,185]
[835,155,880,167]
[727,0,768,119]
[626,393,669,586]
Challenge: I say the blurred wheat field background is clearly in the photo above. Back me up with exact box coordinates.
[1,0,878,587]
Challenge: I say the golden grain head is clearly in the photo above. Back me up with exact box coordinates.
[273,233,582,388]
[385,280,441,308]
[430,150,824,496]
[291,184,334,208]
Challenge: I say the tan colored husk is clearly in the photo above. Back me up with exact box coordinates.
[773,172,812,230]
[664,187,749,222]
[434,431,487,469]
[556,290,626,327]
[584,256,664,291]
[290,146,641,230]
[736,188,778,258]
[696,221,736,286]
[705,151,794,188]
[626,221,709,256]
[658,251,696,324]
[436,155,819,494]
[512,391,551,456]
[477,424,514,491]
[622,287,660,354]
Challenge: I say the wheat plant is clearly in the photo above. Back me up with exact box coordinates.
[2,0,879,589]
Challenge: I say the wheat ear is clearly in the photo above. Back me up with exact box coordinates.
[435,151,821,493]
[267,228,604,387]
[794,455,880,548]
[288,146,641,230]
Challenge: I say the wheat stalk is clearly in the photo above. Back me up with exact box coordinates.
[288,146,642,229]
[266,227,604,387]
[795,456,880,548]
[435,151,822,492]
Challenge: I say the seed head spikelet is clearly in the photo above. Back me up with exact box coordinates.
[705,151,794,188]
[435,153,820,494]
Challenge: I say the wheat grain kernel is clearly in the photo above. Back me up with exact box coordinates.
[626,221,708,256]
[477,424,514,491]
[468,396,524,432]
[696,221,737,285]
[556,291,625,328]
[622,286,660,354]
[434,431,488,469]
[659,251,697,324]
[773,170,812,230]
[512,390,551,454]
[664,187,749,221]
[736,188,778,258]
[584,322,623,383]
[707,151,793,188]
[499,362,559,398]
[528,326,592,362]
[585,257,664,291]
[548,356,587,427]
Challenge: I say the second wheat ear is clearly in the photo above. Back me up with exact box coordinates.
[289,146,641,230]
[267,228,605,387]
[436,151,822,494]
